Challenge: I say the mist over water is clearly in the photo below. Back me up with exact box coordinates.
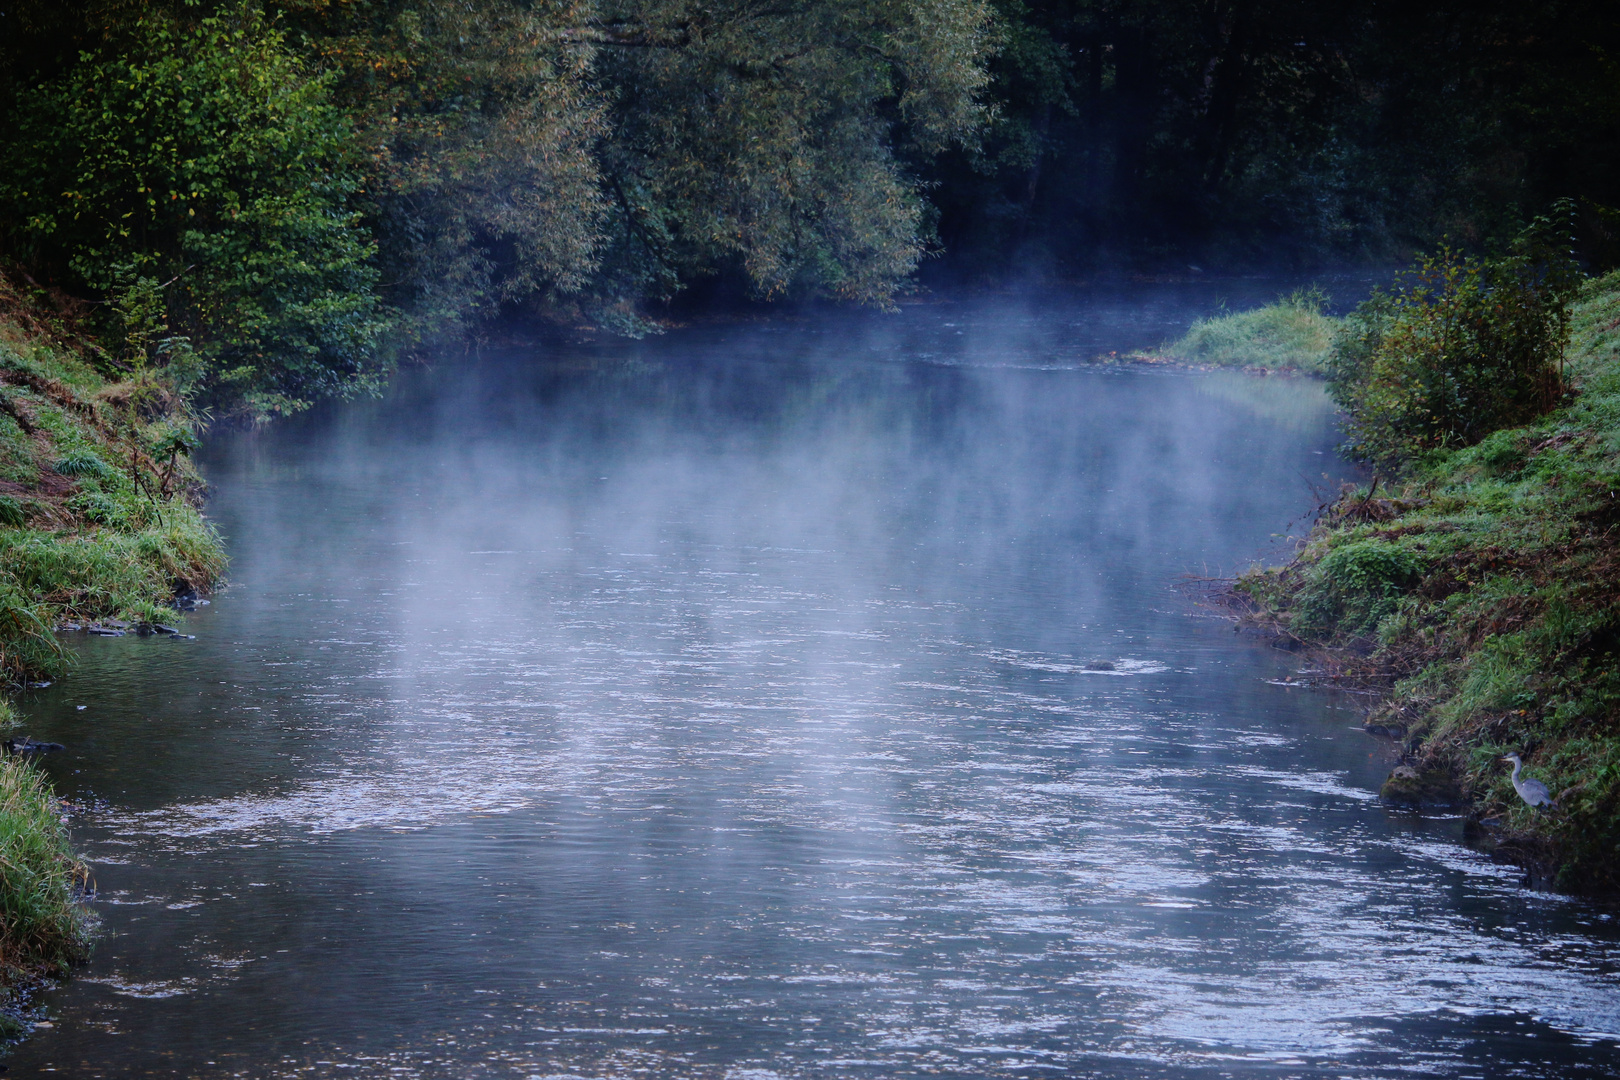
[9,287,1620,1078]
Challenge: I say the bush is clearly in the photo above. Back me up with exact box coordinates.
[1326,207,1582,466]
[1295,538,1425,638]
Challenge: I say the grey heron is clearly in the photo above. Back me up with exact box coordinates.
[1501,753,1556,810]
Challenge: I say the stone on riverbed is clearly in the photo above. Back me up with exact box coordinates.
[1380,764,1460,807]
[2,737,64,760]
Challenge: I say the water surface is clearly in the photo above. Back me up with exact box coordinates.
[10,286,1620,1078]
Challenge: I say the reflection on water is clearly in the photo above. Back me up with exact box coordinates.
[8,289,1620,1078]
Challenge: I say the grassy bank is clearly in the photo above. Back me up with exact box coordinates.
[1232,273,1620,894]
[1135,288,1338,372]
[0,272,227,1013]
[0,758,93,1032]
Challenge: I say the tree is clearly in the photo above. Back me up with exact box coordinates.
[283,0,608,345]
[584,0,997,310]
[926,0,1620,275]
[0,3,388,416]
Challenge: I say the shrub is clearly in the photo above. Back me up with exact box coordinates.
[1326,207,1582,466]
[1295,538,1425,638]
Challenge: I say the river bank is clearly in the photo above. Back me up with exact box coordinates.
[0,272,225,1023]
[1205,275,1620,895]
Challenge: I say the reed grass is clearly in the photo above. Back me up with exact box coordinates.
[0,760,88,979]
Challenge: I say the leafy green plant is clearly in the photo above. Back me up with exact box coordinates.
[146,423,199,498]
[0,3,388,416]
[1326,205,1583,466]
[1294,538,1426,638]
[105,272,207,394]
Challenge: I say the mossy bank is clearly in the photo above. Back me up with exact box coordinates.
[0,272,226,1022]
[1227,274,1620,895]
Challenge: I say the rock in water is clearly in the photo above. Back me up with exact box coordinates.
[2,737,64,760]
[1380,764,1459,807]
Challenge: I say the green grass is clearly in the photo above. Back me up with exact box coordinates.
[1236,272,1620,893]
[0,281,226,685]
[1145,288,1338,372]
[0,759,89,983]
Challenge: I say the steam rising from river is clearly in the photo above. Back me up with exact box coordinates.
[119,307,1313,839]
[15,286,1620,1078]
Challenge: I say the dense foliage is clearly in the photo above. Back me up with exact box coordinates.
[0,0,997,411]
[588,0,992,311]
[1326,213,1583,465]
[928,0,1620,277]
[283,0,609,344]
[1,6,387,416]
[2,0,1620,410]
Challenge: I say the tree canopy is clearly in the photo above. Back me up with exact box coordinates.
[929,0,1620,276]
[1,0,1618,412]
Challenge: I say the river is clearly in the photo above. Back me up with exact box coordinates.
[9,284,1620,1078]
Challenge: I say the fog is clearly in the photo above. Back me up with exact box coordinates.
[11,287,1620,1078]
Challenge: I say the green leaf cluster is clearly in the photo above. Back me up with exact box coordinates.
[580,0,997,310]
[1,3,388,417]
[0,0,998,405]
[1326,209,1584,466]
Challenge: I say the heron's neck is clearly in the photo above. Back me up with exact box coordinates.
[1511,759,1523,784]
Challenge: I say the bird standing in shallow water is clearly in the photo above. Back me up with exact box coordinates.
[1502,752,1556,809]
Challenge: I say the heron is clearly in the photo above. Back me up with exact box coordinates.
[1501,752,1556,810]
